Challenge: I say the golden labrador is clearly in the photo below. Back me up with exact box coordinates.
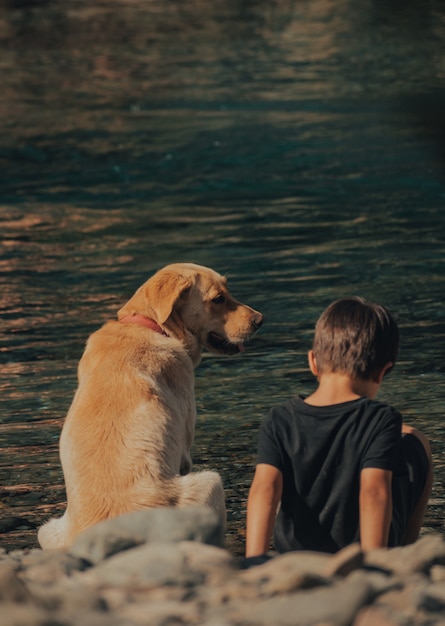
[38,263,263,549]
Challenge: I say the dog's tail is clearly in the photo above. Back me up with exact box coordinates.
[131,470,226,525]
[175,470,226,525]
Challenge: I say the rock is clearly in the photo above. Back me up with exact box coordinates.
[117,596,201,625]
[2,515,445,626]
[228,577,373,626]
[0,604,54,626]
[323,542,364,577]
[430,565,445,582]
[419,582,445,613]
[19,549,89,584]
[374,581,429,623]
[240,551,330,597]
[82,541,195,588]
[241,550,332,583]
[354,605,402,626]
[69,506,224,564]
[364,533,445,575]
[175,540,235,584]
[81,540,230,589]
[240,543,364,593]
[0,563,33,603]
[347,568,402,597]
[29,579,109,614]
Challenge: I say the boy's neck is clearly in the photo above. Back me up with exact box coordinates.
[304,372,380,406]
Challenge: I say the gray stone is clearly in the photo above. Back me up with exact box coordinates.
[205,577,266,605]
[0,563,33,603]
[240,544,364,588]
[28,578,108,613]
[69,505,224,564]
[83,541,202,588]
[116,597,202,625]
[240,550,332,585]
[419,582,445,613]
[259,570,328,597]
[431,565,445,582]
[364,533,445,575]
[347,569,402,597]
[229,577,373,626]
[174,539,235,583]
[59,611,125,626]
[375,581,428,622]
[19,549,89,584]
[354,605,403,626]
[239,552,328,597]
[3,524,445,626]
[0,604,54,626]
[323,543,364,578]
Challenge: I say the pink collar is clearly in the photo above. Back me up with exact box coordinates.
[119,314,168,336]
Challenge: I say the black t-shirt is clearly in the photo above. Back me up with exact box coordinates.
[257,396,402,553]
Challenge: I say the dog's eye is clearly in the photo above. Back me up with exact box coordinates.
[212,294,226,304]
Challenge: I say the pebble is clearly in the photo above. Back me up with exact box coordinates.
[1,506,445,625]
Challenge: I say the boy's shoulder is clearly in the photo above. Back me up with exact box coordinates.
[268,395,305,417]
[267,395,401,424]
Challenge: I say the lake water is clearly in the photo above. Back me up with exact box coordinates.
[1,0,444,554]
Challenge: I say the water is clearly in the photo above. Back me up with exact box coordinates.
[1,0,444,554]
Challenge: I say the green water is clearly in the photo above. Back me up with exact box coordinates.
[0,0,444,553]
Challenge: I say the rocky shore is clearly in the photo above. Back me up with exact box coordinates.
[2,506,445,626]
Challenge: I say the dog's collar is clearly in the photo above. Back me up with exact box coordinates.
[119,314,168,336]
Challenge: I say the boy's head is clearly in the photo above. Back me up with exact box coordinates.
[311,297,399,380]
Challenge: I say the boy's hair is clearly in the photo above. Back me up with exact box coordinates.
[312,297,399,379]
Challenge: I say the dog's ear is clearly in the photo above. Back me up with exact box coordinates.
[118,271,193,324]
[148,272,193,324]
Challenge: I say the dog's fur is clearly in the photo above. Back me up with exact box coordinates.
[38,263,263,550]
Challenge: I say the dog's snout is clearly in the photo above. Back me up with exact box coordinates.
[252,313,264,330]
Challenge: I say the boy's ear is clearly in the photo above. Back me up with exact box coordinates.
[374,361,394,384]
[308,350,319,376]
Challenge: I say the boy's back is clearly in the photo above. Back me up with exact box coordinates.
[258,396,402,553]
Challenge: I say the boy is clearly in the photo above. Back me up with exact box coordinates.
[245,297,432,561]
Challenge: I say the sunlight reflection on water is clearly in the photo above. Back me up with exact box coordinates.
[1,0,445,552]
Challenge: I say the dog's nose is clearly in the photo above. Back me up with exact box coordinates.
[253,313,264,330]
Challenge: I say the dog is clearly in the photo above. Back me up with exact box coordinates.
[38,263,263,549]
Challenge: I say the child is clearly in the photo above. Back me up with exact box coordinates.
[245,297,432,561]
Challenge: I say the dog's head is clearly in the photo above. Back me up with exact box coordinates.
[118,263,263,364]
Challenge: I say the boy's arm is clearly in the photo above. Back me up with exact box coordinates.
[246,463,283,557]
[359,467,393,550]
